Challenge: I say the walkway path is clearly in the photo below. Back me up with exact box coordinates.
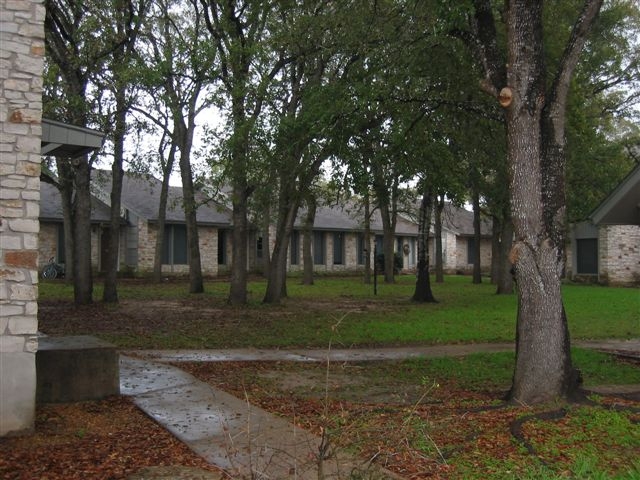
[120,355,398,479]
[121,340,639,479]
[124,338,640,364]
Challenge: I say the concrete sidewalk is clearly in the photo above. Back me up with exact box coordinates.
[121,340,639,478]
[124,338,640,364]
[120,355,398,480]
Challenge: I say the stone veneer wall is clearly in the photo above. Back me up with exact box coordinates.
[455,237,492,274]
[38,222,57,266]
[0,0,44,435]
[598,225,640,286]
[135,219,219,276]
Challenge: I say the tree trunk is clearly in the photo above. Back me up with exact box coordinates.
[503,0,601,403]
[412,190,436,303]
[229,182,249,303]
[179,146,204,294]
[505,81,574,402]
[379,200,396,283]
[262,208,271,279]
[363,190,372,285]
[56,159,75,284]
[153,143,176,282]
[72,157,93,305]
[490,216,500,285]
[173,95,205,295]
[103,90,127,303]
[371,159,398,283]
[302,194,316,286]
[496,214,514,295]
[263,189,301,303]
[228,90,251,304]
[470,0,601,403]
[434,195,444,283]
[471,189,482,284]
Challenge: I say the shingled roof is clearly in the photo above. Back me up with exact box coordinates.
[295,201,419,236]
[440,203,492,237]
[92,170,232,226]
[39,180,112,223]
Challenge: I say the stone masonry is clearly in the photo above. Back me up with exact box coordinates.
[0,0,44,435]
[598,224,640,286]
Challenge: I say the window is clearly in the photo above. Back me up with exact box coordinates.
[218,230,227,265]
[313,231,325,265]
[576,238,598,274]
[257,236,264,259]
[333,232,344,265]
[467,237,476,265]
[162,225,188,264]
[357,234,366,265]
[375,235,383,255]
[290,231,299,265]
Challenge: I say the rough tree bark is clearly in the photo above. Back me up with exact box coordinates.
[434,195,445,283]
[301,193,316,286]
[496,214,514,295]
[152,141,176,283]
[490,216,500,284]
[263,183,300,303]
[102,94,126,303]
[72,157,93,304]
[471,188,482,284]
[412,189,437,303]
[469,0,603,403]
[362,190,372,285]
[56,160,75,284]
[44,0,94,304]
[179,135,204,295]
[372,162,399,283]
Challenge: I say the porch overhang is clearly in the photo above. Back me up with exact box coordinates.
[41,118,104,157]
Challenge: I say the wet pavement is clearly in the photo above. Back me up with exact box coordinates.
[121,340,639,479]
[124,338,640,364]
[121,355,397,479]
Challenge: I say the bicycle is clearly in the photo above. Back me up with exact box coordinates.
[42,257,65,279]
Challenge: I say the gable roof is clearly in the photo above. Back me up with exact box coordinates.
[92,170,232,226]
[590,163,640,226]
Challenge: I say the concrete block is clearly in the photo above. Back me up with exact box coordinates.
[36,336,120,403]
[0,351,36,435]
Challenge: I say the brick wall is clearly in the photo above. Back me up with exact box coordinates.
[455,237,492,274]
[135,219,219,276]
[599,225,640,286]
[0,0,44,435]
[38,222,57,266]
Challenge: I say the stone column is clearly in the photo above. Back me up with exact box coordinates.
[0,0,44,436]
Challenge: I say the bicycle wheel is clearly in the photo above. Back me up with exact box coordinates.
[42,264,58,279]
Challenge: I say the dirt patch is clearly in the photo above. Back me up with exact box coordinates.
[0,397,226,480]
[259,367,430,404]
[178,361,640,479]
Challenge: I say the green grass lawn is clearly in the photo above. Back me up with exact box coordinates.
[38,274,640,479]
[39,274,639,349]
